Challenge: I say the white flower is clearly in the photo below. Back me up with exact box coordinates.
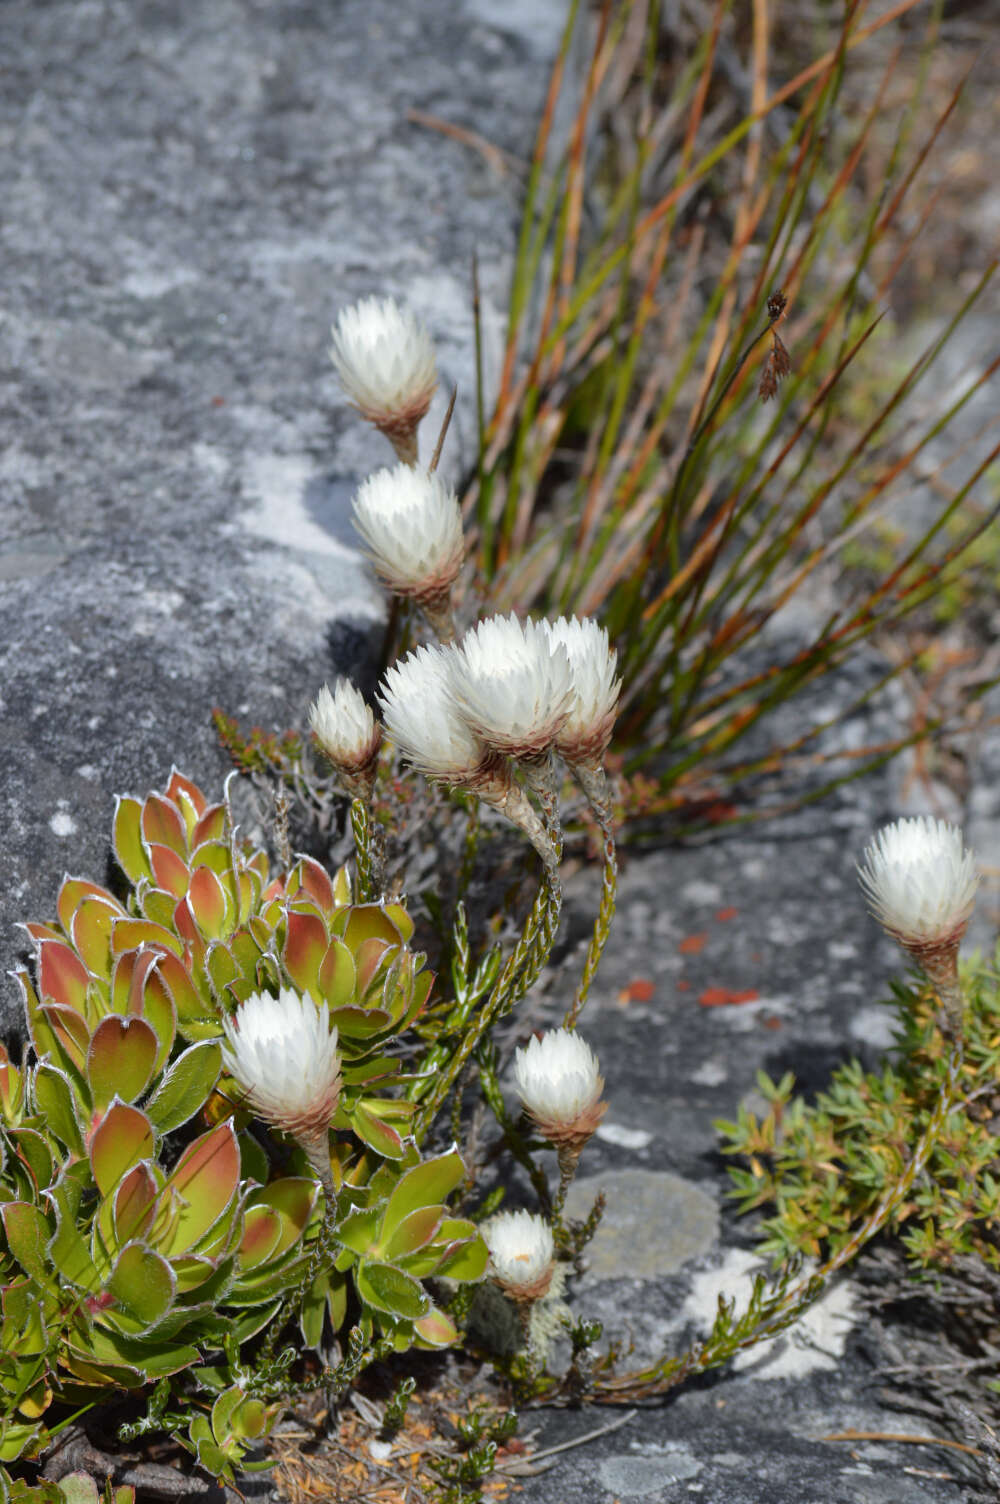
[446,613,574,758]
[220,988,342,1141]
[351,464,464,603]
[858,817,977,948]
[309,680,381,773]
[485,1210,555,1301]
[542,616,621,765]
[379,644,489,784]
[330,296,437,440]
[514,1029,606,1145]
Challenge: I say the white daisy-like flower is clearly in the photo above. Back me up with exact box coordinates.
[330,297,437,461]
[858,817,977,950]
[542,616,621,766]
[379,644,491,785]
[514,1028,607,1148]
[446,613,574,759]
[485,1210,555,1302]
[351,464,464,606]
[220,988,342,1150]
[309,680,381,776]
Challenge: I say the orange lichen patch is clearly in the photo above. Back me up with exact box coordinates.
[679,932,707,955]
[271,1388,519,1504]
[715,906,739,922]
[676,979,691,992]
[698,987,760,1008]
[617,977,655,1005]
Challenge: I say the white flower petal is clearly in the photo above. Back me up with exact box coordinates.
[379,644,486,782]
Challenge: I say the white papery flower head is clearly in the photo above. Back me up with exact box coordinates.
[379,644,494,787]
[220,988,342,1141]
[514,1028,607,1147]
[485,1210,555,1302]
[446,613,574,758]
[351,464,464,604]
[309,679,381,774]
[858,817,977,950]
[330,297,438,446]
[542,616,621,765]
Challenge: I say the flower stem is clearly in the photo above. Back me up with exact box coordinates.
[350,798,384,901]
[565,771,617,1029]
[413,857,561,1143]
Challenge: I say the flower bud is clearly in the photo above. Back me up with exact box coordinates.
[514,1028,607,1156]
[858,816,977,1033]
[330,296,437,463]
[309,680,382,797]
[485,1210,555,1304]
[220,988,341,1193]
[351,464,463,634]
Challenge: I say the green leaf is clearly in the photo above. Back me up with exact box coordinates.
[113,797,153,884]
[90,1103,155,1198]
[144,1042,221,1133]
[355,1260,428,1321]
[380,1149,465,1244]
[157,1121,239,1256]
[108,1244,175,1328]
[56,1474,101,1504]
[351,1101,405,1160]
[31,1064,85,1158]
[87,1015,159,1109]
[1,1203,53,1287]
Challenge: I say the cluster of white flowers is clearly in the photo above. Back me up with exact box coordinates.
[378,611,619,792]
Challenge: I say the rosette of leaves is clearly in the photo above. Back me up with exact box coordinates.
[1,772,487,1481]
[0,1016,315,1471]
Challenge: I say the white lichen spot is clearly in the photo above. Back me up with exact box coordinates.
[49,809,77,838]
[595,1122,652,1150]
[690,1060,728,1087]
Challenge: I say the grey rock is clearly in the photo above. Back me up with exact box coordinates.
[0,0,562,1037]
[564,1169,719,1284]
[0,5,993,1503]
